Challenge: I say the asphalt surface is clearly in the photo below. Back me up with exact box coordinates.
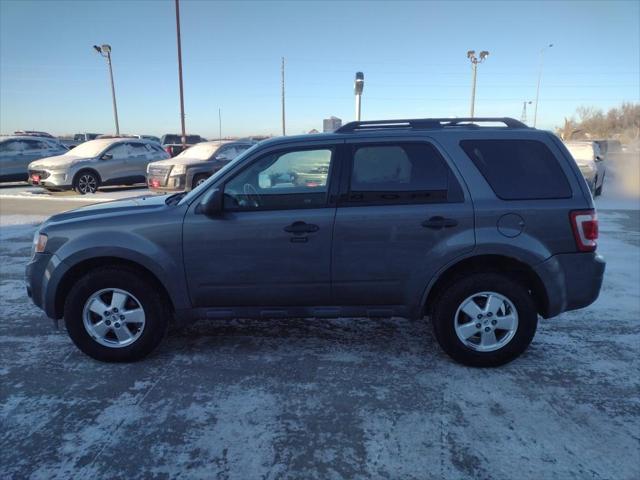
[1,192,639,479]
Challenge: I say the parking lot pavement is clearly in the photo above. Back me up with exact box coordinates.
[0,207,639,479]
[0,182,161,203]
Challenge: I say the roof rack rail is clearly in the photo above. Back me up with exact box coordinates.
[335,117,528,133]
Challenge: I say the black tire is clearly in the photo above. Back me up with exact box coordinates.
[73,170,100,194]
[64,267,169,362]
[431,273,538,367]
[191,174,209,190]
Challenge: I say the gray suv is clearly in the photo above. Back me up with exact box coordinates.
[0,135,68,183]
[26,118,605,366]
[27,137,169,193]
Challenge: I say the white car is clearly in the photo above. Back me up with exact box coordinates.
[565,141,606,196]
[28,138,170,194]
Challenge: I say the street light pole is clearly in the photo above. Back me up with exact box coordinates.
[533,43,553,128]
[175,0,187,148]
[467,50,489,118]
[354,72,364,121]
[93,44,120,136]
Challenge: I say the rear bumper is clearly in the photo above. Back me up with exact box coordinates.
[147,173,186,192]
[534,252,606,318]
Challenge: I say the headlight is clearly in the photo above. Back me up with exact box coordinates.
[171,164,186,175]
[32,232,48,255]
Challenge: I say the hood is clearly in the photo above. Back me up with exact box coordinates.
[29,154,86,170]
[43,194,169,227]
[149,156,207,168]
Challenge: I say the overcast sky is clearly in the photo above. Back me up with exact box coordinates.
[1,0,638,137]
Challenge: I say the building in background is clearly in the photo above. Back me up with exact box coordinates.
[308,128,320,134]
[323,116,342,132]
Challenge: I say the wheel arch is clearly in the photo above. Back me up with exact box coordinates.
[72,168,102,187]
[421,254,550,318]
[53,256,175,320]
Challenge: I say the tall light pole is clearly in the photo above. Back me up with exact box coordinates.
[533,43,553,128]
[175,0,187,148]
[354,71,364,121]
[281,57,286,136]
[467,50,489,118]
[93,44,120,136]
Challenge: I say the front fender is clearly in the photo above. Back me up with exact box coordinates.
[44,229,190,318]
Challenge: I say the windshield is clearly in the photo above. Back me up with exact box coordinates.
[63,139,114,158]
[180,142,261,205]
[176,143,221,160]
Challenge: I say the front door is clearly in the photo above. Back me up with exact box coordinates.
[331,139,475,314]
[182,144,340,309]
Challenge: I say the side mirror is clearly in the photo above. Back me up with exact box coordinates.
[199,187,223,217]
[595,155,603,162]
[101,153,113,161]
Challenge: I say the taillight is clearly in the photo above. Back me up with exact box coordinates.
[165,146,172,156]
[570,209,598,252]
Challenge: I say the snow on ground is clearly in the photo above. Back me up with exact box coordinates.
[0,199,638,478]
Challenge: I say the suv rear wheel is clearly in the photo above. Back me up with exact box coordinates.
[64,267,169,362]
[73,170,100,194]
[192,173,209,188]
[431,273,538,367]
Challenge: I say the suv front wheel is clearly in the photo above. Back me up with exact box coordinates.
[64,267,169,362]
[73,170,100,194]
[431,273,538,367]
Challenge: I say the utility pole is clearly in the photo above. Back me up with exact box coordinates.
[533,43,553,128]
[281,57,286,136]
[175,0,187,148]
[354,72,364,121]
[218,108,222,142]
[93,44,120,136]
[466,50,489,118]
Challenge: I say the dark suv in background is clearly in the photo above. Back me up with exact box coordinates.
[26,118,605,366]
[160,134,205,157]
[146,140,255,192]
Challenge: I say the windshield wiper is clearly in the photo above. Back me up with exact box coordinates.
[165,192,187,205]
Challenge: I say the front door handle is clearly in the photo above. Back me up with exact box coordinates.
[284,221,320,235]
[421,216,458,229]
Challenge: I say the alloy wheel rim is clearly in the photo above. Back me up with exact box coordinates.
[454,291,519,352]
[82,288,146,348]
[78,175,97,193]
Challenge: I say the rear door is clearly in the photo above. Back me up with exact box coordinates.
[100,142,130,183]
[331,138,475,316]
[125,142,151,182]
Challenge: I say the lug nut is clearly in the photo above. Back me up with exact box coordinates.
[114,322,121,328]
[491,320,497,325]
[487,312,493,317]
[484,327,491,332]
[475,323,481,328]
[477,314,483,319]
[105,320,111,326]
[104,311,109,316]
[119,315,125,320]
[113,308,118,313]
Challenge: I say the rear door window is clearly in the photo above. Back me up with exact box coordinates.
[346,142,462,204]
[460,139,572,200]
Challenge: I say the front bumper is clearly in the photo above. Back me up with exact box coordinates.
[147,173,186,192]
[534,252,606,318]
[28,169,72,189]
[25,252,66,318]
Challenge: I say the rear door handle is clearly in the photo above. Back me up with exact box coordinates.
[284,221,320,235]
[421,216,458,229]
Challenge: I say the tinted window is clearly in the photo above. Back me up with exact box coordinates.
[22,140,45,150]
[460,140,571,200]
[348,142,457,204]
[105,143,129,159]
[224,148,332,210]
[2,140,25,152]
[128,143,148,156]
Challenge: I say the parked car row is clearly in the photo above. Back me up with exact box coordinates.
[564,141,607,196]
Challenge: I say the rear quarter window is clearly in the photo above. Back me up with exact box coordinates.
[460,139,572,200]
